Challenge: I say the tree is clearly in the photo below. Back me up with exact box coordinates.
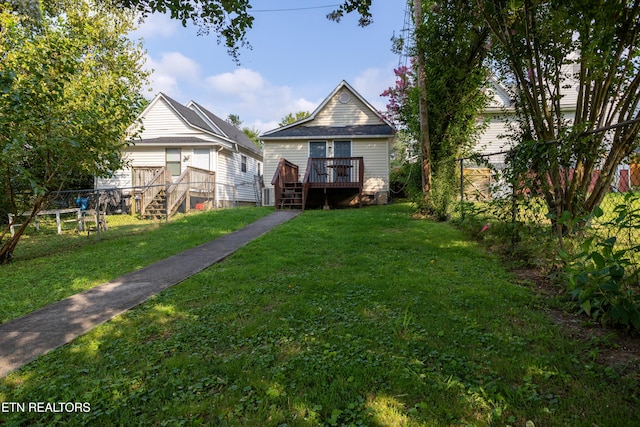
[478,0,640,233]
[278,111,311,127]
[241,126,262,148]
[383,0,490,218]
[226,113,243,127]
[0,1,148,263]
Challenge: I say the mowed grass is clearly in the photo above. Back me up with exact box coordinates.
[1,204,637,426]
[0,207,273,324]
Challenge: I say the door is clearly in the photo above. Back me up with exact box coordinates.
[333,140,352,182]
[309,141,327,182]
[193,148,210,170]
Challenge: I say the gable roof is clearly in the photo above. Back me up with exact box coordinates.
[188,101,261,156]
[135,93,261,158]
[260,80,395,140]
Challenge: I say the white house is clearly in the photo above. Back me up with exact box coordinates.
[260,81,395,209]
[96,93,263,214]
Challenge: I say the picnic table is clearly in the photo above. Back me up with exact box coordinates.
[8,208,82,236]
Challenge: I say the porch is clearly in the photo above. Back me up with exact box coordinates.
[133,166,216,218]
[271,157,364,210]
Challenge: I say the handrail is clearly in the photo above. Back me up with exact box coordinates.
[166,167,216,215]
[139,167,170,216]
[166,168,190,215]
[304,157,364,187]
[272,158,300,208]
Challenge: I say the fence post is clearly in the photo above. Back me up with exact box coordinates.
[459,158,464,220]
[95,190,101,241]
[165,183,169,224]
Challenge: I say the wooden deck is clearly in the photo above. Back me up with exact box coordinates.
[272,157,364,210]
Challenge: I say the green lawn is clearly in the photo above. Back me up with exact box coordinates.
[1,204,637,426]
[0,207,273,324]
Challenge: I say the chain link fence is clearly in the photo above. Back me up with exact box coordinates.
[2,180,258,259]
[455,151,640,254]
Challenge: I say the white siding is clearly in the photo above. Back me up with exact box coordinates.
[475,113,514,167]
[311,90,381,127]
[138,98,200,139]
[264,141,309,185]
[353,139,390,193]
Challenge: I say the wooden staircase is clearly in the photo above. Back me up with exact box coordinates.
[279,182,303,209]
[143,189,168,218]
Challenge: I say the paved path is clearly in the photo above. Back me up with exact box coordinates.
[0,210,301,378]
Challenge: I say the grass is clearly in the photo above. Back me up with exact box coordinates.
[1,203,638,426]
[0,207,273,324]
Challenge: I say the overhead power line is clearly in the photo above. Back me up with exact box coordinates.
[252,4,341,13]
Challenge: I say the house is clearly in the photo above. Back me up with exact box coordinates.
[96,93,263,216]
[260,80,395,210]
[470,71,633,198]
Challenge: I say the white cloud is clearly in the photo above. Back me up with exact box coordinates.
[205,68,265,94]
[203,68,321,133]
[144,52,202,98]
[131,13,179,39]
[353,66,396,112]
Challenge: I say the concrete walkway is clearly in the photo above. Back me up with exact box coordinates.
[0,210,301,378]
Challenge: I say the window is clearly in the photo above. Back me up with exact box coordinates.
[166,148,181,176]
[241,155,247,173]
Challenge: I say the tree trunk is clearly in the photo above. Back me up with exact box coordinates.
[414,0,432,202]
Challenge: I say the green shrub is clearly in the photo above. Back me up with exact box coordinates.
[560,198,640,331]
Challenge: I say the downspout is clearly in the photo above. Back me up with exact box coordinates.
[216,146,224,208]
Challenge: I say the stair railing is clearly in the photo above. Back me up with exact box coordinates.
[271,158,299,208]
[166,168,191,215]
[139,167,171,216]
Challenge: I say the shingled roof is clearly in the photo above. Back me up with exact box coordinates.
[146,93,261,156]
[262,124,394,139]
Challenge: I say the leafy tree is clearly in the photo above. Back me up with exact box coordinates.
[278,111,311,127]
[478,0,640,234]
[242,126,262,148]
[383,0,490,218]
[226,113,243,127]
[0,1,148,263]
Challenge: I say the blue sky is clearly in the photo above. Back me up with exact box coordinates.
[131,1,408,133]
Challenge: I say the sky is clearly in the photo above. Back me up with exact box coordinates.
[130,1,409,134]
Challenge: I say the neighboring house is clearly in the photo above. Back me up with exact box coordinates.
[471,71,632,198]
[96,93,263,215]
[260,80,395,210]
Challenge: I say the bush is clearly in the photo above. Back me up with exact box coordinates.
[560,198,640,331]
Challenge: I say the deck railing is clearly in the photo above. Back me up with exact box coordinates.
[167,167,216,214]
[303,157,364,188]
[272,158,300,208]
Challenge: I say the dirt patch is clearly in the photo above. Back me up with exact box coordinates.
[512,268,640,374]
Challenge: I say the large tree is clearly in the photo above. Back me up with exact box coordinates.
[383,0,490,217]
[478,0,640,231]
[0,0,148,263]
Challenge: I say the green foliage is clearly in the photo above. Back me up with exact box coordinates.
[560,198,640,331]
[0,0,148,262]
[482,0,640,230]
[278,111,311,127]
[383,0,490,215]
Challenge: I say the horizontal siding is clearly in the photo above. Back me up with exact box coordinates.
[312,90,381,127]
[353,139,390,193]
[139,98,201,139]
[264,141,309,185]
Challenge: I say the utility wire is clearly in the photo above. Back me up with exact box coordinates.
[252,4,341,13]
